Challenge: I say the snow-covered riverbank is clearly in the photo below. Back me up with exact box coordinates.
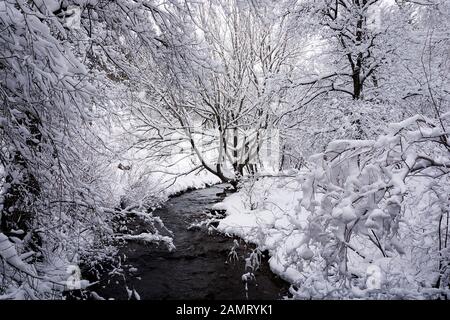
[213,176,306,286]
[213,170,450,299]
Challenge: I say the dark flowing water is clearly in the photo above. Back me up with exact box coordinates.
[91,185,289,300]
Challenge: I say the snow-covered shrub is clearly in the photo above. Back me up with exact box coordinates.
[0,0,172,299]
[238,176,269,211]
[296,114,450,298]
[216,114,449,299]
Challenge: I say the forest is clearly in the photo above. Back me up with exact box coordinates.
[0,0,449,300]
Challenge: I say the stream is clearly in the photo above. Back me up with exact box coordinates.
[90,184,289,300]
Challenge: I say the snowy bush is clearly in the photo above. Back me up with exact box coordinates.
[0,0,174,299]
[295,114,450,298]
[216,114,449,299]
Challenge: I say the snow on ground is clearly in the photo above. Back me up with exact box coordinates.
[106,144,221,210]
[111,158,220,203]
[212,172,448,299]
[162,169,221,196]
[213,175,308,284]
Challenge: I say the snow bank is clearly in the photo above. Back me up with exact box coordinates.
[214,166,449,299]
[214,176,308,284]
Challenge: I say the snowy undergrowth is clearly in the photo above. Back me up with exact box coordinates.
[214,115,450,299]
[215,176,449,299]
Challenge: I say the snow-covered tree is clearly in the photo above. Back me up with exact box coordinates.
[124,0,304,188]
[281,0,449,163]
[0,0,172,299]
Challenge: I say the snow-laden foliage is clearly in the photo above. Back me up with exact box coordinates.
[125,0,305,187]
[212,1,450,294]
[296,113,450,298]
[0,0,174,299]
[1,0,448,300]
[216,114,449,299]
[281,0,450,165]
